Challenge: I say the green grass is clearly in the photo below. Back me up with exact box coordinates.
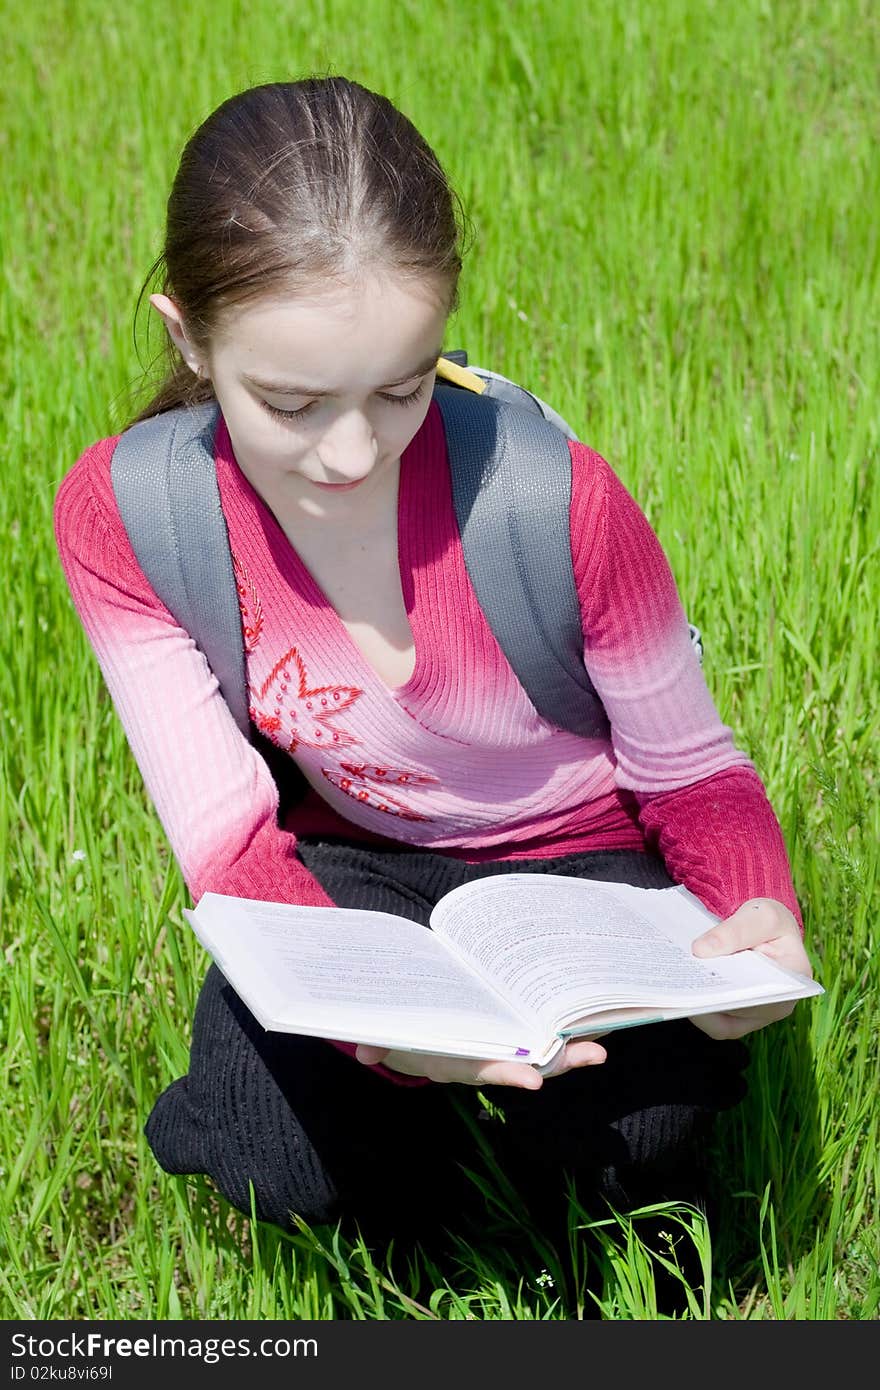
[1,0,878,1319]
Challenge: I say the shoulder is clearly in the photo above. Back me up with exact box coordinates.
[567,438,640,512]
[567,438,665,546]
[53,430,164,606]
[566,438,617,557]
[54,432,123,540]
[566,440,683,625]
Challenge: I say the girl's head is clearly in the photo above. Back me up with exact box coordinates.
[133,77,468,505]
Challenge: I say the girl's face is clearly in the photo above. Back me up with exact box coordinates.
[151,274,450,519]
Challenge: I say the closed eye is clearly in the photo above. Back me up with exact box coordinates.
[261,380,428,422]
[380,381,427,408]
[261,399,317,421]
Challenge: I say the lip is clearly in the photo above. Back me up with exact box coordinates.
[311,477,368,492]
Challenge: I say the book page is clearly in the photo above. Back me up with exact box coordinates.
[431,874,818,1032]
[187,894,539,1056]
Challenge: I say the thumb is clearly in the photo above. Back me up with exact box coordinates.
[692,928,725,957]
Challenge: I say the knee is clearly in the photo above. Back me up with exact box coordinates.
[207,1152,341,1232]
[145,1071,342,1233]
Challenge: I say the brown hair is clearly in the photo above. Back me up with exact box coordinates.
[126,77,468,426]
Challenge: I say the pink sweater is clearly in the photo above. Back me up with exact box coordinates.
[54,400,802,1082]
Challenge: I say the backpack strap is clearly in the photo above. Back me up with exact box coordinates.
[110,402,252,739]
[437,362,705,667]
[434,383,609,739]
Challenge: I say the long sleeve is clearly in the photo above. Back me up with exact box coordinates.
[54,437,335,910]
[54,436,427,1087]
[569,441,802,928]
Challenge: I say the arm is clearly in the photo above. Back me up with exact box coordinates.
[568,444,811,1038]
[568,441,802,928]
[54,438,334,909]
[54,436,425,1085]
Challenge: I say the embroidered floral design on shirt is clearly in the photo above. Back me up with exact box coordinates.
[250,646,363,752]
[231,551,264,653]
[321,762,438,822]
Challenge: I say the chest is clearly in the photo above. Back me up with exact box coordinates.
[278,513,417,690]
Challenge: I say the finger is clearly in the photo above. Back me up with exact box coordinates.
[472,1060,544,1089]
[692,899,798,957]
[407,1056,545,1087]
[358,1043,605,1087]
[691,999,796,1040]
[366,1049,546,1088]
[533,1039,607,1079]
[752,935,813,976]
[555,1039,608,1070]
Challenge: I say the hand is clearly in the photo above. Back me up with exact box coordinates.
[354,1037,607,1088]
[690,897,812,1040]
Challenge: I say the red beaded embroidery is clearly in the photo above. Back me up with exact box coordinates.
[249,645,363,752]
[231,551,264,654]
[321,764,437,821]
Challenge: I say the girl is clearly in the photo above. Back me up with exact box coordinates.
[54,76,811,1253]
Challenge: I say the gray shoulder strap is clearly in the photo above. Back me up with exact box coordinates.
[434,384,608,738]
[110,402,251,739]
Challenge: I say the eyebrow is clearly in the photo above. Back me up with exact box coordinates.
[243,351,443,397]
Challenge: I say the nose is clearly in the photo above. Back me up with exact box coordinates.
[315,409,379,482]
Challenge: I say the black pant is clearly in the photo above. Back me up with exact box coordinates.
[145,845,748,1243]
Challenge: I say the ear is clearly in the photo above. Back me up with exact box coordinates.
[149,293,206,378]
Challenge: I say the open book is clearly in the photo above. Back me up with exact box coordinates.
[185,874,822,1073]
